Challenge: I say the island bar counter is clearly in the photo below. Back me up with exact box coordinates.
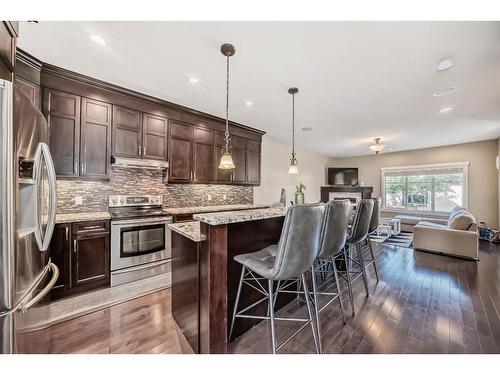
[170,208,291,353]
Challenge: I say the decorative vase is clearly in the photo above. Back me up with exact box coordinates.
[294,191,305,205]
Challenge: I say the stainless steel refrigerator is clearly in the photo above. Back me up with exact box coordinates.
[0,78,59,353]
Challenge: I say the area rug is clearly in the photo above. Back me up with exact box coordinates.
[369,232,413,248]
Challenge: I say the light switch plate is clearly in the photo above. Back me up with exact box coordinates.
[223,194,227,200]
[207,194,212,201]
[75,196,83,205]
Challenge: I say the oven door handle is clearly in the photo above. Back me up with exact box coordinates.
[112,219,171,228]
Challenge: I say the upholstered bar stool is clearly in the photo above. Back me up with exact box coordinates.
[338,199,374,314]
[229,204,325,354]
[309,200,352,352]
[363,197,381,281]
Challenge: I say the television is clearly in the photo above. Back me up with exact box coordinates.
[327,167,358,186]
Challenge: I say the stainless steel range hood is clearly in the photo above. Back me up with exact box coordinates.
[111,156,169,170]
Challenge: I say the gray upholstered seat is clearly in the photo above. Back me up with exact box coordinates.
[234,245,278,279]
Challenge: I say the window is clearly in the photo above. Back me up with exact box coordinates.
[381,162,468,214]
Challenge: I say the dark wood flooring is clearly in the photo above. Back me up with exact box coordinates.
[19,240,500,354]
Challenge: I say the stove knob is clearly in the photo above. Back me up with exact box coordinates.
[111,198,118,205]
[120,197,126,204]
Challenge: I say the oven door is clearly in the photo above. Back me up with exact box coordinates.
[111,217,172,272]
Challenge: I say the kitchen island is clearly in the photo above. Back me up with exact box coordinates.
[169,207,291,353]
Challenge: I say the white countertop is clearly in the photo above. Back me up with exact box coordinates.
[193,207,287,226]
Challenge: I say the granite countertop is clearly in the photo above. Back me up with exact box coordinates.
[168,221,206,242]
[55,211,111,224]
[193,207,287,226]
[163,204,269,215]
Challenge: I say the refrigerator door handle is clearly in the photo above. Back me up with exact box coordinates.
[21,262,59,312]
[33,143,57,252]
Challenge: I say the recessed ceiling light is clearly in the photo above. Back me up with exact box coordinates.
[188,77,199,84]
[245,101,253,106]
[90,34,106,46]
[437,58,454,71]
[439,107,454,113]
[301,127,313,132]
[433,86,458,97]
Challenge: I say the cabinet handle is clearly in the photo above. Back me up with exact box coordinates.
[73,239,77,253]
[138,145,141,156]
[81,225,101,230]
[143,145,146,156]
[65,226,69,240]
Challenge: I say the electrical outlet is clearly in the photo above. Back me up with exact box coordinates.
[75,196,83,205]
[207,194,212,201]
[223,194,227,200]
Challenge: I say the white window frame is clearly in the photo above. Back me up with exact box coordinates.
[380,161,469,216]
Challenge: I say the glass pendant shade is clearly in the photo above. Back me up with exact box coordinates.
[218,151,236,169]
[288,164,299,175]
[369,137,386,154]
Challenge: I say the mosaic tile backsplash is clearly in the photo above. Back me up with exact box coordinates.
[56,167,253,213]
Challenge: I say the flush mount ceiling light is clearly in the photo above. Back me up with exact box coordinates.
[218,43,236,170]
[90,34,106,46]
[245,101,253,106]
[288,87,300,175]
[437,58,454,71]
[433,86,458,97]
[439,107,454,113]
[188,77,199,84]
[369,137,386,154]
[301,127,313,132]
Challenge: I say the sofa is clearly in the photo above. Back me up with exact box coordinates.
[413,207,478,260]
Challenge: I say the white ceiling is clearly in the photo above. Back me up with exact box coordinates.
[18,21,500,157]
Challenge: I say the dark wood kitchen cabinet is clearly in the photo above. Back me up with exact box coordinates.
[232,136,247,184]
[15,76,41,108]
[143,113,168,160]
[0,21,18,81]
[246,140,261,185]
[80,98,112,179]
[169,120,194,182]
[48,220,110,301]
[112,105,142,158]
[193,127,214,182]
[43,88,81,178]
[14,50,42,109]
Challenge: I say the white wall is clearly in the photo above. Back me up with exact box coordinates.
[254,137,330,205]
[329,140,499,228]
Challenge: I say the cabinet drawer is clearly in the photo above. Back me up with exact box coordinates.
[73,220,110,236]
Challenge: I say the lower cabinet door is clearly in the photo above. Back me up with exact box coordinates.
[47,223,72,300]
[71,230,110,291]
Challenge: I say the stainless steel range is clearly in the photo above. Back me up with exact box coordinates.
[109,195,172,287]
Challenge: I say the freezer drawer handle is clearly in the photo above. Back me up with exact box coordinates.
[21,263,59,312]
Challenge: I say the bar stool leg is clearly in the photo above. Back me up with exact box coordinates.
[268,280,277,354]
[301,274,320,354]
[229,265,246,341]
[331,257,347,324]
[310,266,322,353]
[343,246,355,316]
[356,243,369,297]
[367,239,379,281]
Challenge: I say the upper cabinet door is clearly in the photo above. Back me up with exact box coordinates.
[169,121,193,182]
[43,88,81,178]
[246,140,261,185]
[80,98,112,180]
[15,75,41,109]
[142,114,168,161]
[213,131,232,183]
[112,105,142,159]
[193,127,214,183]
[232,136,247,184]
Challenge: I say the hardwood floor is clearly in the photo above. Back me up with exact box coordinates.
[18,240,500,354]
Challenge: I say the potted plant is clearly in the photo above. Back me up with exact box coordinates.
[294,182,306,205]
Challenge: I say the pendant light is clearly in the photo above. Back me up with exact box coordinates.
[218,43,236,170]
[288,87,299,174]
[369,137,386,154]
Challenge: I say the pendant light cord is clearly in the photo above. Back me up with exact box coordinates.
[291,93,296,161]
[225,55,230,153]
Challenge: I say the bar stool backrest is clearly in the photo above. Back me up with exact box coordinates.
[348,199,374,244]
[272,203,325,280]
[317,200,352,259]
[368,197,382,234]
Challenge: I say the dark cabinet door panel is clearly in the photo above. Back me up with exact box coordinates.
[48,223,71,297]
[143,114,168,160]
[43,89,81,178]
[194,142,214,182]
[247,151,260,185]
[15,75,40,108]
[112,105,142,158]
[170,121,193,140]
[169,138,192,181]
[232,136,247,184]
[72,231,110,290]
[80,98,112,179]
[194,127,213,145]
